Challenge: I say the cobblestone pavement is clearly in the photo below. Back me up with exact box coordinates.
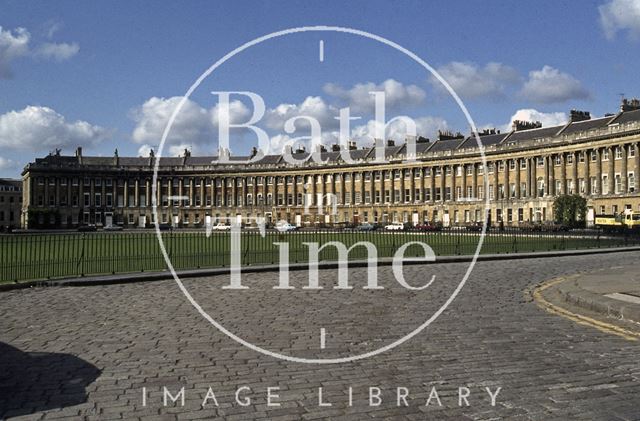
[1,251,640,420]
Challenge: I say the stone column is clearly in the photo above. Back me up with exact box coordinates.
[621,144,628,193]
[560,153,567,195]
[542,156,548,196]
[515,159,521,199]
[410,169,416,202]
[429,167,436,203]
[399,170,405,203]
[608,146,615,195]
[146,179,151,207]
[471,163,477,200]
[233,178,238,207]
[211,178,216,208]
[134,179,139,207]
[178,179,184,208]
[450,165,456,201]
[199,178,205,207]
[596,149,603,195]
[350,172,355,205]
[584,150,591,196]
[572,152,578,195]
[420,168,425,202]
[166,178,171,208]
[635,143,640,192]
[493,161,499,199]
[54,178,59,207]
[283,175,288,207]
[526,158,533,198]
[221,177,226,206]
[461,164,467,200]
[440,166,446,202]
[156,179,161,207]
[504,159,510,200]
[124,180,128,208]
[549,155,556,196]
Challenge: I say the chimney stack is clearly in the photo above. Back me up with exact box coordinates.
[511,120,542,131]
[621,98,640,112]
[569,109,591,122]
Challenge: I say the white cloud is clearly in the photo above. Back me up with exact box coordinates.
[0,156,16,170]
[600,0,640,40]
[323,79,426,113]
[501,109,567,132]
[519,66,590,104]
[351,115,448,146]
[0,26,30,79]
[131,96,251,154]
[0,106,110,152]
[0,25,79,78]
[44,20,63,39]
[34,42,79,61]
[137,144,154,157]
[430,61,520,99]
[264,96,339,132]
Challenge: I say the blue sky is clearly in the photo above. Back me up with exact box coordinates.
[1,0,640,177]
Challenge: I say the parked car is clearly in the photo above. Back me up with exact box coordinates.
[275,221,298,232]
[77,224,97,232]
[104,225,123,231]
[465,222,483,232]
[211,222,231,231]
[384,222,405,231]
[157,223,173,231]
[355,223,376,231]
[413,223,441,232]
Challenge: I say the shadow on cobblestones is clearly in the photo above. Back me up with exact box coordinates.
[0,342,100,419]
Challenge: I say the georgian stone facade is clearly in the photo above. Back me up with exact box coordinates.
[21,104,640,229]
[0,178,22,229]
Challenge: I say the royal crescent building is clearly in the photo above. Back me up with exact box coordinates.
[20,100,640,229]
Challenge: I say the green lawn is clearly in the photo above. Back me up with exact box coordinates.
[0,229,634,283]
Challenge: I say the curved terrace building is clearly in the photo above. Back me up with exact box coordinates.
[21,100,640,229]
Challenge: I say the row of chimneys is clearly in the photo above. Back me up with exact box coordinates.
[75,99,640,162]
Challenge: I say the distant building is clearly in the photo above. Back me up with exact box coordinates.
[20,101,640,229]
[0,179,23,230]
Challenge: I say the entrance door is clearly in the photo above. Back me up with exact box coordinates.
[138,215,146,228]
[586,208,595,226]
[105,214,113,228]
[442,212,450,227]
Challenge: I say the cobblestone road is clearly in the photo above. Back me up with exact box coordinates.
[1,251,640,420]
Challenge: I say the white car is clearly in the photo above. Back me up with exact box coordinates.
[384,222,405,231]
[210,222,231,231]
[275,222,298,232]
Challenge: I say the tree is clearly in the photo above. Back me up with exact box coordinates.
[553,195,587,228]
